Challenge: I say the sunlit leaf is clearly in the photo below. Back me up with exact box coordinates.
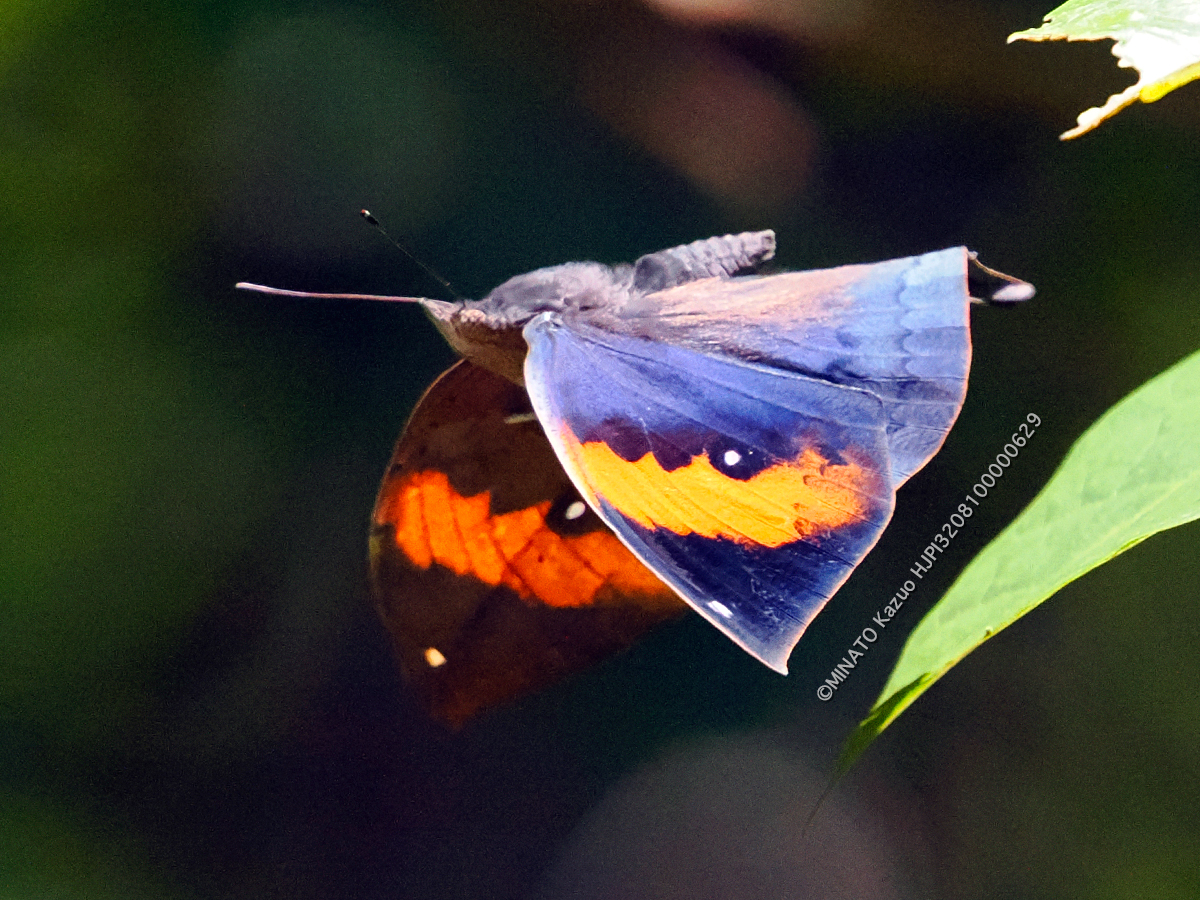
[1009,0,1200,138]
[842,347,1200,772]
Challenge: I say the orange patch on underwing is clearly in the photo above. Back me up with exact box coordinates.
[376,469,670,607]
[561,432,875,547]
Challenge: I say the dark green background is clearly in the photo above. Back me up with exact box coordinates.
[3,0,1198,897]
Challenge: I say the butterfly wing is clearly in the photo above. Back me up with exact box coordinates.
[369,360,684,726]
[523,320,895,672]
[523,248,976,671]
[604,246,974,486]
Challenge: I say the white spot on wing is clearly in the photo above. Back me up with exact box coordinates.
[424,647,447,668]
[565,500,587,521]
[708,600,733,619]
[723,449,742,467]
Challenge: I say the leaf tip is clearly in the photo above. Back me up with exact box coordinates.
[836,673,934,776]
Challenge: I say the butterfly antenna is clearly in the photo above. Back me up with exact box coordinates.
[360,209,464,302]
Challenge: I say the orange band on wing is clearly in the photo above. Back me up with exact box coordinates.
[376,469,671,607]
[560,432,876,547]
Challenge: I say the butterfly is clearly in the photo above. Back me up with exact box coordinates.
[239,230,1032,725]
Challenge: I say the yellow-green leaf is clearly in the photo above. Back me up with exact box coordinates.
[1009,0,1200,138]
[841,347,1200,773]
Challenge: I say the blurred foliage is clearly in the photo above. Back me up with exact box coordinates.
[0,791,172,899]
[2,0,1199,898]
[1011,0,1200,138]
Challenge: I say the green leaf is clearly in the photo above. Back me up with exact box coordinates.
[1009,0,1200,138]
[842,348,1200,772]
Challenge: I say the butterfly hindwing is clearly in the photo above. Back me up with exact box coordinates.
[369,359,684,726]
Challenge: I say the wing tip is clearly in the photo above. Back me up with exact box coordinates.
[728,629,793,675]
[747,647,791,675]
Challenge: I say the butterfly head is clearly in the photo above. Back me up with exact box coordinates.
[424,261,632,384]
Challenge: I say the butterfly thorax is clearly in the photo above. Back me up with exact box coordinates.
[423,232,778,385]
